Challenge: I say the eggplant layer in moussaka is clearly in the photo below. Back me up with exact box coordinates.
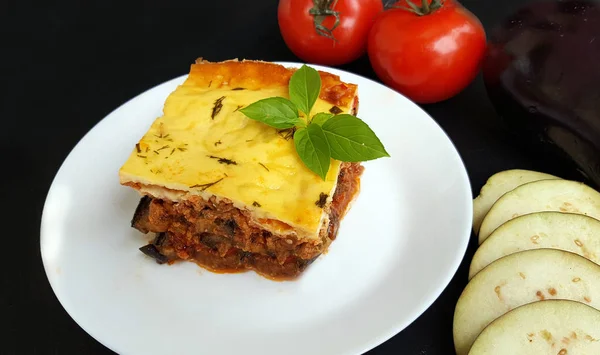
[119,59,364,279]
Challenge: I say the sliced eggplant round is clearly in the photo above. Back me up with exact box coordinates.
[468,299,600,354]
[479,179,600,244]
[454,248,600,355]
[470,211,600,279]
[472,169,560,235]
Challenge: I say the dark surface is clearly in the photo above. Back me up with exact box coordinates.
[1,0,586,354]
[483,0,600,189]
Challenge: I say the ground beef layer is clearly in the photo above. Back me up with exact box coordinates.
[131,162,364,280]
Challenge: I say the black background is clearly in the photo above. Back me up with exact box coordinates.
[1,0,580,354]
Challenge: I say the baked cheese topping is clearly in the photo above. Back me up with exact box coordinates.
[119,60,358,240]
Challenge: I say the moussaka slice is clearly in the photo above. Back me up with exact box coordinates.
[119,59,363,279]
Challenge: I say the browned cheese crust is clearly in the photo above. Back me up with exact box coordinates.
[190,58,358,108]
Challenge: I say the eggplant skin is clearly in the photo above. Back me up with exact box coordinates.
[131,196,152,233]
[139,243,168,264]
[483,0,600,187]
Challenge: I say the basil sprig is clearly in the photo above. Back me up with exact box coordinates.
[237,97,304,129]
[239,65,389,180]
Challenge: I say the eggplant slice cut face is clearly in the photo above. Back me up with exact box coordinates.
[469,211,600,279]
[454,249,600,355]
[472,169,560,235]
[478,179,600,244]
[467,299,600,355]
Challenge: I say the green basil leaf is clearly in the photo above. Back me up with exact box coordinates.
[294,124,331,180]
[321,114,390,162]
[239,97,302,129]
[311,112,333,126]
[289,65,322,116]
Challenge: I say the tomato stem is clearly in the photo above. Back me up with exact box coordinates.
[308,0,340,41]
[396,0,443,15]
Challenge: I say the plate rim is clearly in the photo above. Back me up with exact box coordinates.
[40,61,473,355]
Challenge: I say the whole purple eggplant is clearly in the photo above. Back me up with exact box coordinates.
[483,0,600,187]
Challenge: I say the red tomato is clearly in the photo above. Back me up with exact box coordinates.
[278,0,383,66]
[367,0,487,104]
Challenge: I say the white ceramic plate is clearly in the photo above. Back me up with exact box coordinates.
[41,62,472,355]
